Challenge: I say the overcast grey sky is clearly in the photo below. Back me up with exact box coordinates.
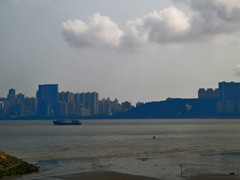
[1,0,240,104]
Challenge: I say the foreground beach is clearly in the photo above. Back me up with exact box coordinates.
[4,170,240,180]
[185,174,240,180]
[48,171,240,180]
[18,155,240,180]
[54,171,160,180]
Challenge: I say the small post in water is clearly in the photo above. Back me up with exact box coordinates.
[179,163,183,175]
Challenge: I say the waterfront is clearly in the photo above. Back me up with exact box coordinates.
[1,119,240,179]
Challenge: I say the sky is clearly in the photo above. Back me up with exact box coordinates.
[1,0,240,104]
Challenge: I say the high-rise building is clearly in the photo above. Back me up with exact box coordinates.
[99,98,111,115]
[24,97,37,116]
[7,88,16,104]
[58,92,65,102]
[79,93,85,108]
[74,93,79,104]
[98,98,122,115]
[64,91,74,103]
[122,101,133,112]
[37,84,58,117]
[78,92,99,116]
[89,92,98,115]
[58,91,77,117]
[215,82,240,114]
[219,82,240,101]
[0,99,5,118]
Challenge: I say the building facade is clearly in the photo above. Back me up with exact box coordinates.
[198,88,219,99]
[37,84,58,117]
[219,82,240,101]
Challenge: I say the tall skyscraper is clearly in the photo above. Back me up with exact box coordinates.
[37,84,58,117]
[89,92,99,116]
[79,93,85,108]
[7,88,16,104]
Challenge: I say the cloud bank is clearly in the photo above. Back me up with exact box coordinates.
[62,0,240,49]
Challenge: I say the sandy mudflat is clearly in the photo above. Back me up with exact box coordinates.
[53,171,240,180]
[184,173,240,180]
[54,171,161,180]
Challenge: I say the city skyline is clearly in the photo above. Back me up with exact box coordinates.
[0,81,222,106]
[0,84,135,105]
[0,83,135,119]
[1,81,240,119]
[1,1,240,104]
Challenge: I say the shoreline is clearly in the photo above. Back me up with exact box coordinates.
[50,171,240,180]
[2,153,240,180]
[5,170,240,180]
[18,156,240,180]
[184,173,240,180]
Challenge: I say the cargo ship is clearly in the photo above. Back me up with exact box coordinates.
[53,120,82,125]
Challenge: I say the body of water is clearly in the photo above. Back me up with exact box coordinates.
[1,119,240,179]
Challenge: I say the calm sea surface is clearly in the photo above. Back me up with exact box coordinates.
[1,119,240,179]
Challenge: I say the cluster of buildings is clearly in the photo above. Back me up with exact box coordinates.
[0,84,134,119]
[1,81,240,119]
[122,81,240,118]
[198,81,240,115]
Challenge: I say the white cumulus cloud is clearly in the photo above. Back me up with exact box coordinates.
[62,0,240,49]
[126,6,190,44]
[62,13,123,48]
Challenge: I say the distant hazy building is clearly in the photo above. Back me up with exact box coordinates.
[74,93,79,104]
[16,93,25,104]
[78,93,85,108]
[57,91,99,117]
[99,98,112,115]
[87,92,99,116]
[0,99,5,118]
[76,92,99,116]
[216,82,240,114]
[58,101,68,117]
[77,107,90,117]
[0,84,133,119]
[58,92,65,102]
[219,81,240,101]
[58,91,76,117]
[111,98,122,114]
[98,98,123,116]
[136,102,144,107]
[37,84,58,117]
[24,97,37,116]
[122,101,134,112]
[7,88,16,104]
[1,89,37,117]
[198,88,219,99]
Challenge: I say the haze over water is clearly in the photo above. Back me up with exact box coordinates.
[1,119,240,179]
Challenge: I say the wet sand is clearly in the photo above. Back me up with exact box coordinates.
[54,171,161,180]
[53,171,240,180]
[13,151,240,180]
[184,173,240,180]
